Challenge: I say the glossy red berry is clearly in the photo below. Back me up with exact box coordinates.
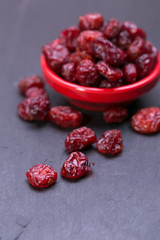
[97,129,123,155]
[118,30,132,50]
[104,18,122,39]
[127,37,145,61]
[61,63,77,83]
[122,21,146,39]
[65,126,97,152]
[67,51,93,66]
[59,26,80,51]
[18,75,44,95]
[136,54,155,78]
[99,79,125,88]
[25,87,49,99]
[131,107,160,134]
[61,151,91,179]
[26,164,57,188]
[48,106,83,128]
[103,107,128,123]
[79,13,104,30]
[123,63,137,83]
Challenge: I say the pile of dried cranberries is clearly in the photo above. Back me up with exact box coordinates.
[42,13,158,88]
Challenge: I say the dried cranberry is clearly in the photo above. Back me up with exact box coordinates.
[99,79,125,88]
[61,63,77,83]
[26,164,57,188]
[131,107,160,134]
[97,129,123,155]
[42,41,69,74]
[77,30,104,54]
[118,30,132,50]
[136,54,155,78]
[18,75,44,95]
[79,13,104,30]
[127,37,145,61]
[103,107,128,123]
[96,61,123,81]
[61,151,91,179]
[65,126,97,152]
[122,21,146,39]
[48,106,83,128]
[67,51,93,66]
[123,63,137,83]
[93,38,127,66]
[104,18,122,39]
[18,96,50,121]
[76,59,100,87]
[151,45,158,63]
[143,40,152,54]
[25,87,49,99]
[59,26,80,51]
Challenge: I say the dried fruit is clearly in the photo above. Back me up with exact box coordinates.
[99,79,125,88]
[103,107,128,123]
[65,126,97,152]
[104,18,122,39]
[118,30,132,50]
[61,63,77,83]
[96,61,123,81]
[79,13,104,30]
[97,129,123,154]
[76,59,100,86]
[25,87,49,99]
[59,26,80,51]
[26,164,57,188]
[67,51,93,66]
[123,63,137,83]
[48,106,83,128]
[42,41,69,74]
[136,54,155,78]
[18,75,44,95]
[131,107,160,134]
[61,151,91,179]
[18,96,50,121]
[122,21,146,39]
[127,37,145,61]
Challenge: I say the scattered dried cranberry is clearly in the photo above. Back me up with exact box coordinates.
[131,107,160,134]
[79,13,104,30]
[26,164,57,188]
[65,126,97,152]
[42,41,69,74]
[25,87,49,99]
[77,30,104,54]
[123,63,137,83]
[103,107,128,123]
[61,63,77,83]
[96,61,123,81]
[99,79,125,88]
[76,59,100,87]
[127,37,145,61]
[67,51,93,66]
[18,75,44,95]
[61,151,91,179]
[59,26,80,51]
[18,96,50,121]
[136,54,155,78]
[104,18,122,39]
[97,129,123,155]
[48,106,83,128]
[118,30,132,50]
[122,21,146,39]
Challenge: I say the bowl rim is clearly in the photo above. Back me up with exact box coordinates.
[41,53,160,93]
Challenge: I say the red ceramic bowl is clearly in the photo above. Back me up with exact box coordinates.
[41,53,160,111]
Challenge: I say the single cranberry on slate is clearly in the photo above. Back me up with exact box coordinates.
[25,87,49,99]
[136,53,155,78]
[61,63,77,83]
[122,21,146,39]
[42,41,69,74]
[127,37,145,61]
[48,106,83,128]
[103,107,128,123]
[103,18,122,39]
[123,63,137,83]
[18,75,44,95]
[61,151,91,179]
[97,129,123,155]
[26,164,57,188]
[67,51,93,66]
[65,126,97,152]
[79,13,104,30]
[131,107,160,134]
[59,26,80,51]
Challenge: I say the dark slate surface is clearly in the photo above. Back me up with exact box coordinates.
[1,0,160,239]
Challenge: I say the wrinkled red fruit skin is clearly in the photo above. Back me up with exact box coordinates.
[123,63,137,83]
[93,38,127,66]
[18,96,50,121]
[96,61,123,81]
[76,59,100,87]
[99,79,125,88]
[104,107,128,123]
[42,41,69,74]
[127,37,145,61]
[61,63,77,83]
[104,18,122,39]
[118,30,132,50]
[48,106,83,128]
[25,87,49,99]
[79,13,104,30]
[61,151,91,179]
[77,30,105,54]
[131,107,160,134]
[59,26,80,52]
[136,54,155,78]
[65,126,97,152]
[122,21,146,39]
[67,51,93,66]
[26,164,57,188]
[97,129,123,155]
[18,75,44,95]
